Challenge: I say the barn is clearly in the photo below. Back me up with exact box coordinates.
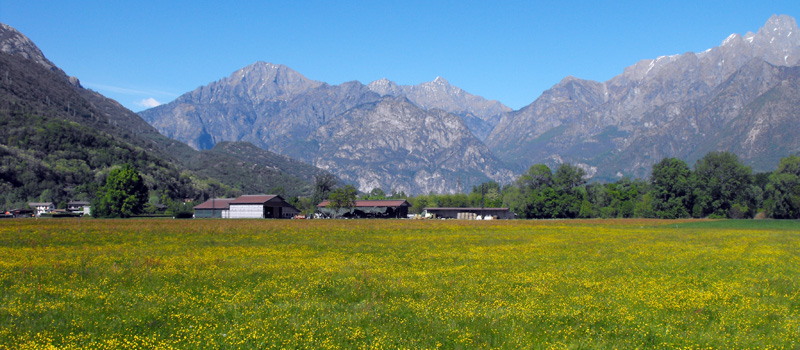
[193,198,235,218]
[228,195,299,219]
[317,199,410,218]
[423,207,515,219]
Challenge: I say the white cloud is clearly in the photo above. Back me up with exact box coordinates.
[138,97,162,108]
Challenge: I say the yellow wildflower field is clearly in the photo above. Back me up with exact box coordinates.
[0,219,798,349]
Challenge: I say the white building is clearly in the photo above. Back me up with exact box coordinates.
[28,202,54,216]
[226,195,299,219]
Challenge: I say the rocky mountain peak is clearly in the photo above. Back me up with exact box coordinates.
[231,61,321,89]
[367,77,400,95]
[0,22,62,74]
[761,14,798,35]
[432,76,449,85]
[749,14,800,66]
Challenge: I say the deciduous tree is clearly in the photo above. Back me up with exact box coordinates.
[765,155,800,219]
[91,164,148,218]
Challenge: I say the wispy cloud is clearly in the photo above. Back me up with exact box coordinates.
[83,82,178,98]
[138,97,162,108]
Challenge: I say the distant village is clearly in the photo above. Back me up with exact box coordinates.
[5,195,514,220]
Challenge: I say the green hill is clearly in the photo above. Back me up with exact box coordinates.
[0,25,331,209]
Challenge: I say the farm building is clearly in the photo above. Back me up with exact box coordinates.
[317,199,410,218]
[193,198,235,218]
[228,195,299,219]
[28,202,54,217]
[67,201,91,216]
[423,207,515,220]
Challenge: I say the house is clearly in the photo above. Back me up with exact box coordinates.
[228,195,299,219]
[193,198,235,218]
[317,199,410,218]
[423,207,515,220]
[28,202,54,217]
[67,201,91,216]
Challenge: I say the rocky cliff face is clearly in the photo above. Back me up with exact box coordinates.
[487,14,800,179]
[140,64,511,193]
[367,77,511,140]
[0,23,61,74]
[313,96,513,193]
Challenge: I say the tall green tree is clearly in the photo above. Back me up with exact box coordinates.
[692,152,753,218]
[764,155,800,219]
[650,157,692,219]
[328,185,357,218]
[552,163,587,218]
[311,173,338,206]
[91,164,148,218]
[506,164,554,219]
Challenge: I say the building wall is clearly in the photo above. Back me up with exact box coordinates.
[229,204,264,219]
[195,209,228,218]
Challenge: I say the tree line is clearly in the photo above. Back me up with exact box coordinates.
[318,152,799,220]
[83,151,800,219]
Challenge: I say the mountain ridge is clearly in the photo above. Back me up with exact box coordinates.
[140,65,513,194]
[487,14,800,179]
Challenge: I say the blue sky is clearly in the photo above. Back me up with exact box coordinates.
[2,1,799,112]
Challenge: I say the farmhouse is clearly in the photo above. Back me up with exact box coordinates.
[423,207,515,220]
[67,201,91,216]
[227,195,299,219]
[28,202,54,217]
[193,198,235,218]
[317,199,410,218]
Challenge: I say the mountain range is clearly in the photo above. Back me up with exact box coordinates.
[140,14,800,191]
[139,64,514,194]
[4,14,800,201]
[487,14,800,180]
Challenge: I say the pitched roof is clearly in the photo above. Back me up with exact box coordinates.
[194,198,236,210]
[28,202,54,207]
[229,195,279,204]
[317,199,410,208]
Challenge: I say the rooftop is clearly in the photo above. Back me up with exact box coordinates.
[194,198,236,210]
[229,195,279,204]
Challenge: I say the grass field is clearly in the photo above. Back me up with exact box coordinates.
[1,218,799,349]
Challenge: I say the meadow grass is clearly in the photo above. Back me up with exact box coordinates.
[0,218,798,349]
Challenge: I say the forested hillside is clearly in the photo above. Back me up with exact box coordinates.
[0,33,330,209]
